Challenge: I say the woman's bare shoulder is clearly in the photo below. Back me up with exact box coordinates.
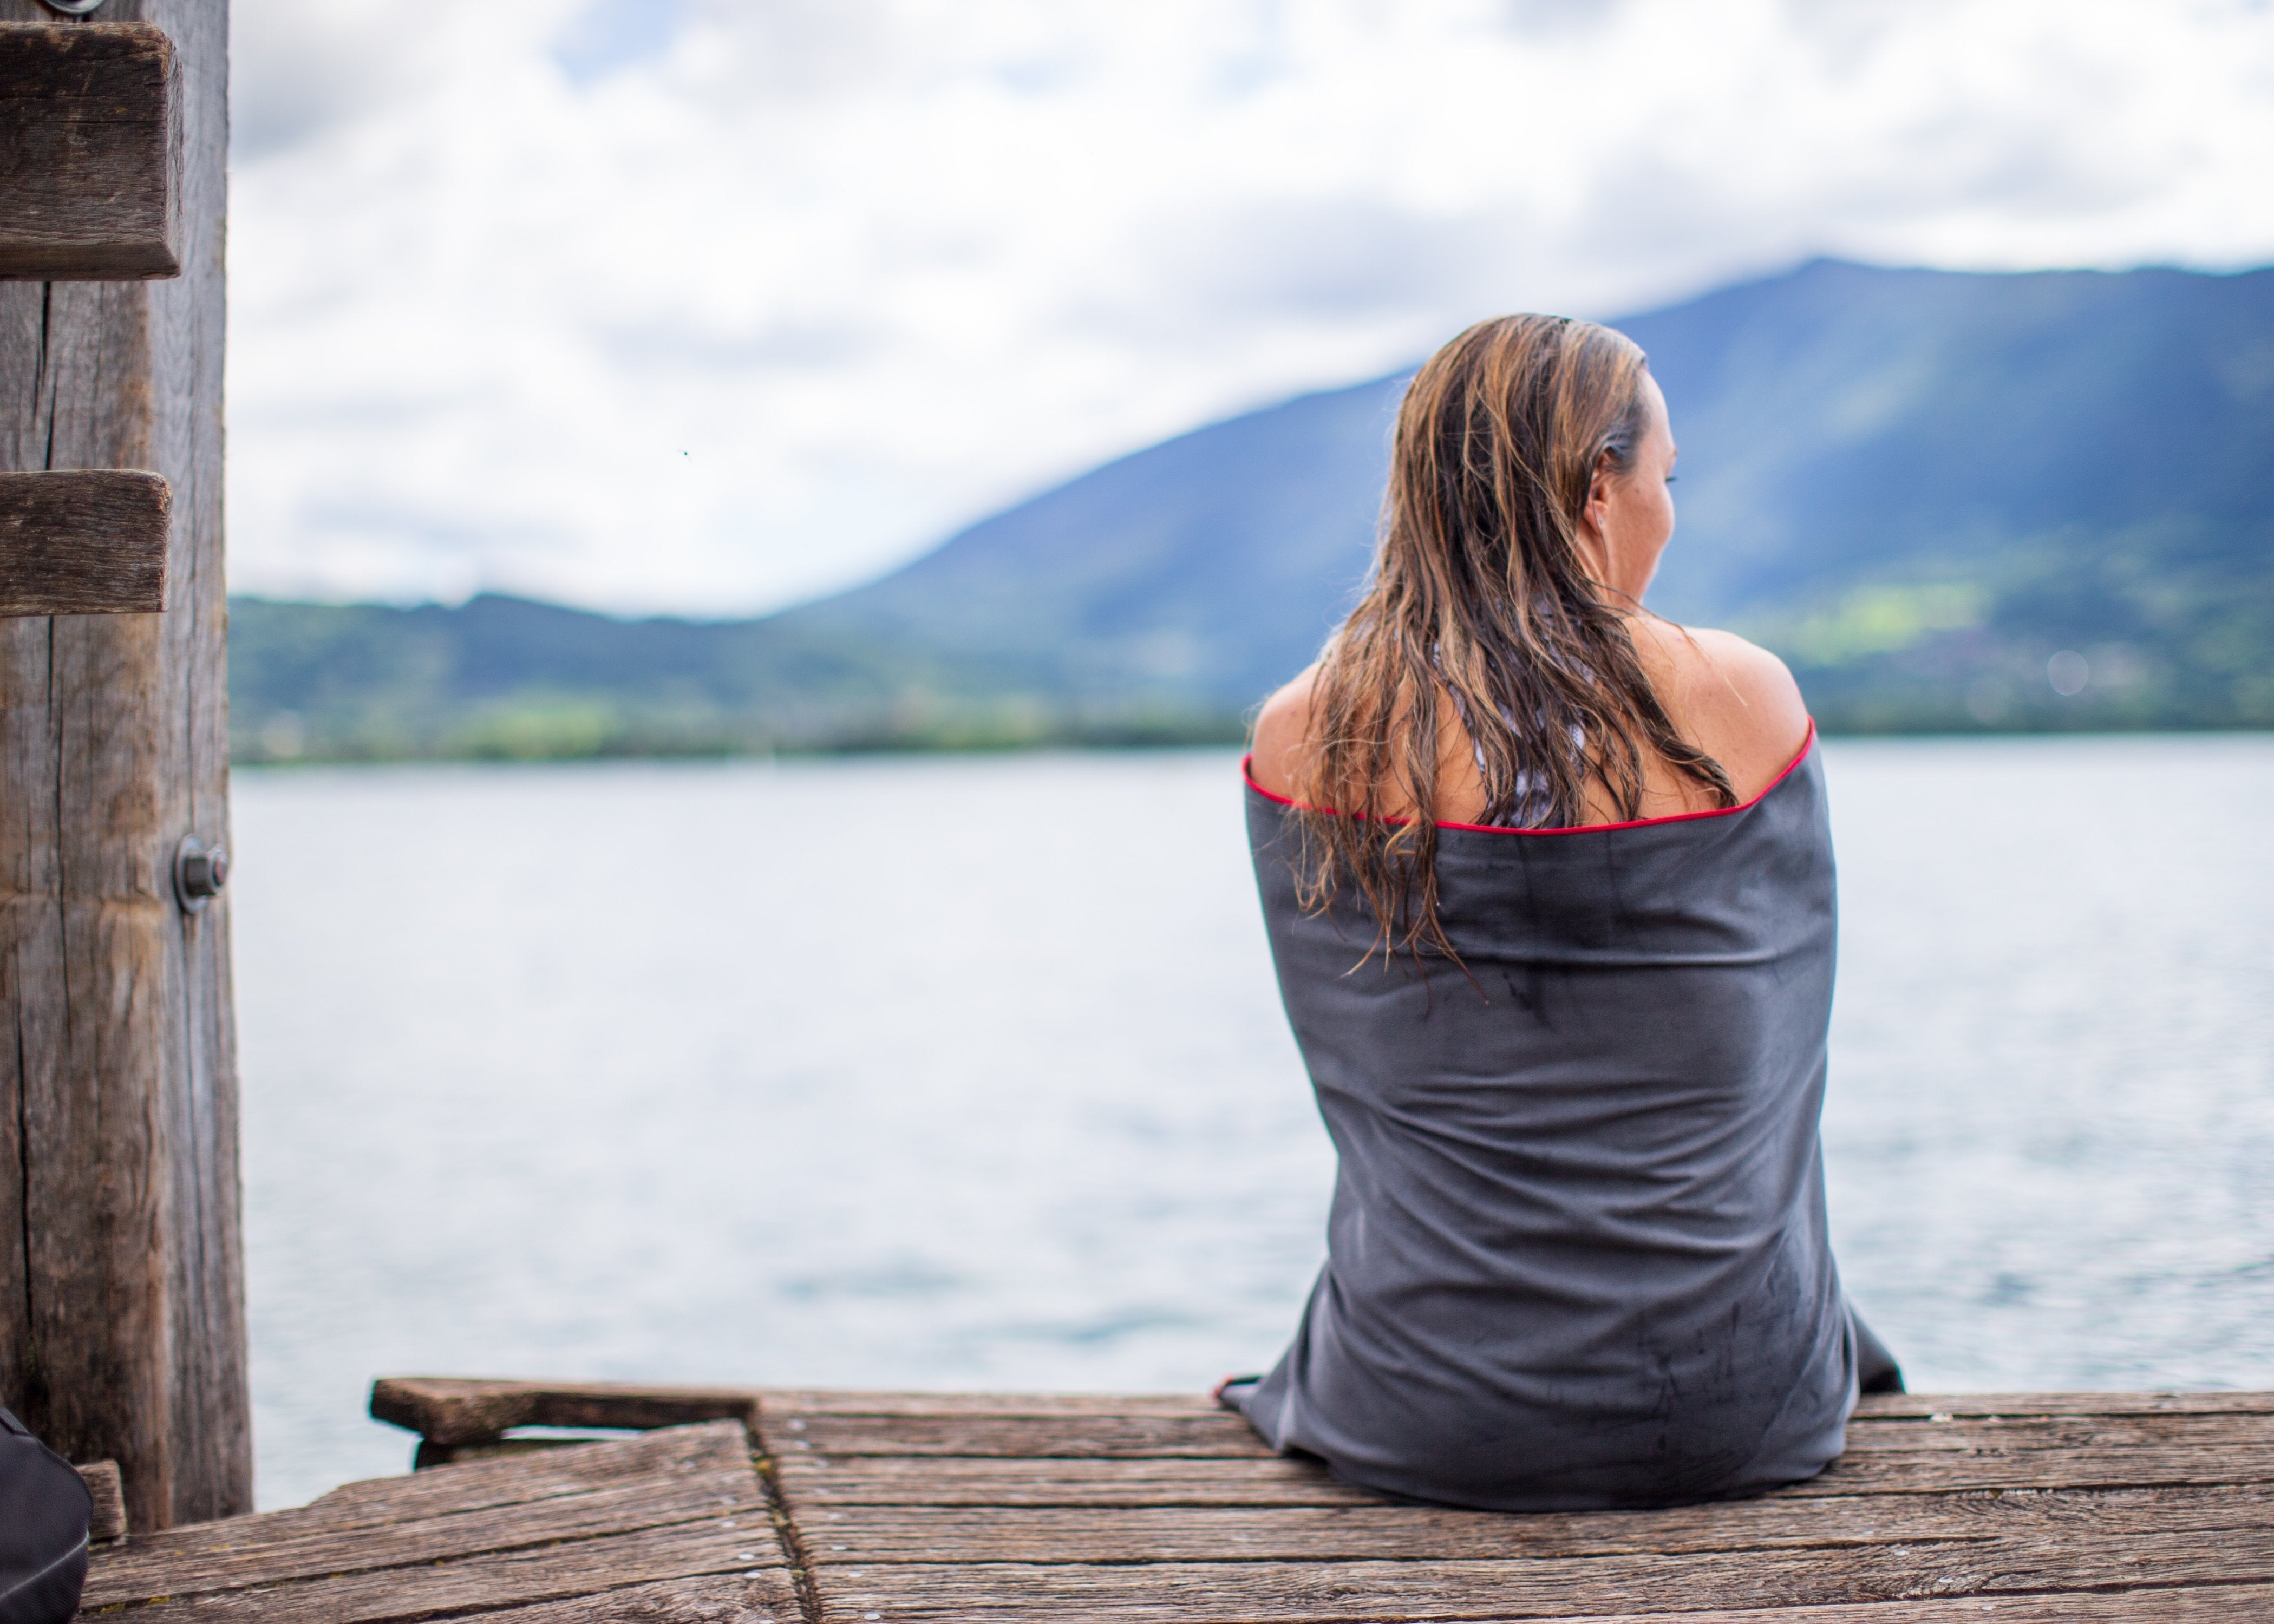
[1250,634,1807,813]
[1630,618,1812,798]
[1249,664,1321,798]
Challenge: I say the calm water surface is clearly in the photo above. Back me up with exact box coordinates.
[232,737,2274,1508]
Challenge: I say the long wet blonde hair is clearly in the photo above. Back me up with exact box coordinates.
[1292,314,1734,959]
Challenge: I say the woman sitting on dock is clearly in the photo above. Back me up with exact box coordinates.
[1229,312,1901,1511]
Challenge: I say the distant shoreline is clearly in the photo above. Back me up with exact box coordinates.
[228,713,2272,768]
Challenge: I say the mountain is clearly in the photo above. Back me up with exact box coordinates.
[778,375,1410,713]
[230,259,2274,760]
[783,257,2274,731]
[1625,261,2274,730]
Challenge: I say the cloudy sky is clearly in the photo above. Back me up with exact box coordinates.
[226,0,2274,616]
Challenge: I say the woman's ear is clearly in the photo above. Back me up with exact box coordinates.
[1580,451,1617,541]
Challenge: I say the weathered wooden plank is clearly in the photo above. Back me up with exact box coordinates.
[0,0,243,1533]
[95,1523,796,1624]
[1855,1391,2274,1419]
[808,1528,2274,1621]
[0,468,168,613]
[1808,1444,2274,1495]
[764,1389,1223,1419]
[775,1410,1274,1460]
[373,1376,763,1447]
[824,1581,2271,1624]
[1841,1413,2274,1455]
[794,1483,2274,1566]
[435,1573,797,1623]
[1559,1591,2274,1624]
[777,1438,2274,1510]
[82,1424,776,1608]
[769,1409,2274,1464]
[116,1424,753,1549]
[0,21,180,279]
[84,1477,766,1608]
[77,1455,127,1540]
[780,1453,1383,1509]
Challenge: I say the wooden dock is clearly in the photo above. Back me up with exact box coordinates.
[76,1379,2274,1621]
[14,17,2260,1621]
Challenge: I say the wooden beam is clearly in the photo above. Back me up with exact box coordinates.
[0,469,168,614]
[77,1458,127,1541]
[0,22,180,280]
[371,1376,765,1448]
[0,0,245,1533]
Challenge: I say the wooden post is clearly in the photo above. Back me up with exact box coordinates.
[0,0,247,1530]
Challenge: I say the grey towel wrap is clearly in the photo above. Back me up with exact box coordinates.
[1237,733,1876,1510]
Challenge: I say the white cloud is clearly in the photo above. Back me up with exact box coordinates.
[225,0,2274,614]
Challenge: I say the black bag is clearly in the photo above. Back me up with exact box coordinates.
[0,1408,90,1624]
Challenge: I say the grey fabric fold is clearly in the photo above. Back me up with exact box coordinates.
[1237,741,1879,1510]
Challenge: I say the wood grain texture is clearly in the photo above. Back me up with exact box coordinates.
[779,1452,1381,1509]
[109,1529,795,1624]
[808,1528,2274,1622]
[428,1573,798,1624]
[775,1438,2274,1512]
[768,1409,2274,1465]
[0,0,244,1533]
[72,1389,2274,1620]
[1808,1444,2274,1495]
[0,22,179,279]
[86,1476,768,1607]
[795,1483,2274,1566]
[770,1392,2274,1617]
[1839,1413,2274,1455]
[81,1426,801,1624]
[775,1410,1275,1460]
[763,1389,1225,1418]
[78,1455,126,1540]
[1853,1392,2274,1419]
[301,1420,762,1535]
[815,1582,2271,1624]
[82,1422,777,1609]
[373,1376,764,1447]
[0,468,167,613]
[1518,1592,2274,1624]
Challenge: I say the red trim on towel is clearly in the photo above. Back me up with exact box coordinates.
[1240,719,1817,837]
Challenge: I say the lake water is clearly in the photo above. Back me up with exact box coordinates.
[232,736,2274,1509]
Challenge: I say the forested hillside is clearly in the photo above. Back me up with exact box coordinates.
[232,260,2274,759]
